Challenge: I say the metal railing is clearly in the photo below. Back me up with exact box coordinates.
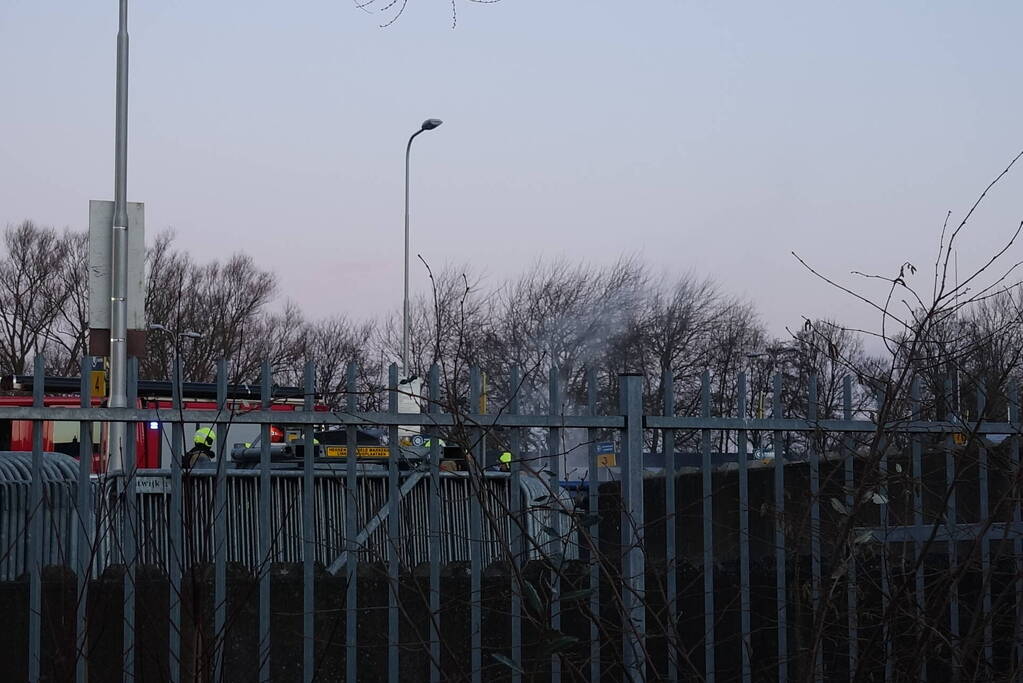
[0,356,1021,682]
[87,468,569,574]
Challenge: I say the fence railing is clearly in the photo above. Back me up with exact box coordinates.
[0,356,1021,682]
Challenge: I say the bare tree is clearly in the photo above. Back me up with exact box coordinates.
[0,221,73,374]
[379,262,491,394]
[45,230,90,375]
[292,314,381,410]
[790,148,1023,681]
[776,318,876,419]
[486,257,646,413]
[223,300,307,385]
[141,231,277,382]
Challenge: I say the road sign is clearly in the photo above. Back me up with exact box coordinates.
[596,442,614,455]
[596,453,617,467]
[90,370,107,398]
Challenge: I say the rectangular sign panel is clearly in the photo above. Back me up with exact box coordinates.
[135,476,171,494]
[398,377,423,438]
[88,200,146,354]
[325,445,390,458]
[90,370,107,398]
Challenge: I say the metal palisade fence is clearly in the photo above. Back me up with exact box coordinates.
[0,355,1021,681]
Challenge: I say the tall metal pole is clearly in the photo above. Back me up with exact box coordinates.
[401,119,442,378]
[402,129,422,377]
[108,0,130,471]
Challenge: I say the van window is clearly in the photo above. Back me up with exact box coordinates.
[52,421,102,458]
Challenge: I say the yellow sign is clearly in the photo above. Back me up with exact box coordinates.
[952,433,968,446]
[90,370,107,398]
[596,453,617,467]
[325,445,390,458]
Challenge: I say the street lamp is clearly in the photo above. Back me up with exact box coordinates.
[402,118,443,378]
[147,323,202,394]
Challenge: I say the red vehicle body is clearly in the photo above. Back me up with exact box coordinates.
[0,395,110,469]
[137,398,326,470]
[0,393,322,472]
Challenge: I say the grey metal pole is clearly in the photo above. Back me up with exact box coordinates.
[108,0,130,470]
[402,131,419,376]
[401,119,442,377]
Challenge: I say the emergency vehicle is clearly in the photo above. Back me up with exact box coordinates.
[0,374,479,473]
[0,375,373,471]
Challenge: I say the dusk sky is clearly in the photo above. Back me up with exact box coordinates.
[2,1,1021,339]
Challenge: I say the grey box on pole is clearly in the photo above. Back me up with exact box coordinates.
[88,200,146,356]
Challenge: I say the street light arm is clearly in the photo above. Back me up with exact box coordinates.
[146,323,202,389]
[406,128,425,160]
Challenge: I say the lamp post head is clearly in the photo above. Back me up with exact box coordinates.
[147,323,167,333]
[421,119,443,131]
[180,331,202,340]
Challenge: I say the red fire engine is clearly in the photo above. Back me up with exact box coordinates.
[0,375,320,472]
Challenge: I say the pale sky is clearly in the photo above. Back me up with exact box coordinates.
[2,1,1021,339]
